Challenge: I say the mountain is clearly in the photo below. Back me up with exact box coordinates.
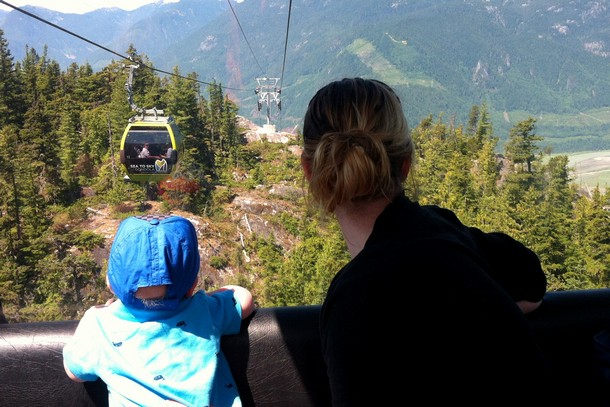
[0,0,226,69]
[2,0,610,153]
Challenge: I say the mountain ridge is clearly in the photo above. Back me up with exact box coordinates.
[2,0,610,152]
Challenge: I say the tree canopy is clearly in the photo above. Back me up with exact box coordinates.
[0,31,609,322]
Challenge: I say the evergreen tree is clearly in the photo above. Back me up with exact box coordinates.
[502,117,544,206]
[164,67,200,135]
[220,97,242,170]
[473,137,500,199]
[0,119,51,316]
[527,156,575,282]
[466,104,479,135]
[574,189,610,286]
[410,115,452,205]
[504,117,543,174]
[466,102,492,153]
[0,29,25,127]
[438,142,477,223]
[0,125,24,303]
[205,80,224,150]
[259,217,348,306]
[104,61,137,187]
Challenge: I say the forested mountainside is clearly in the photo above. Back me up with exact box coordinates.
[1,0,610,152]
[0,27,609,323]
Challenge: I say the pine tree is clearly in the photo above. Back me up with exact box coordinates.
[502,117,544,206]
[0,29,25,128]
[410,114,452,205]
[164,67,200,135]
[504,117,543,174]
[529,155,576,283]
[575,189,610,286]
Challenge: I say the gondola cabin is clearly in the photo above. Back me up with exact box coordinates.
[119,115,183,182]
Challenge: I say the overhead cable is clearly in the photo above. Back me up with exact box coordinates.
[0,0,248,91]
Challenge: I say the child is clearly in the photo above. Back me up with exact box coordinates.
[63,214,254,407]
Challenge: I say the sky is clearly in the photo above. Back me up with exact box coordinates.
[0,0,178,14]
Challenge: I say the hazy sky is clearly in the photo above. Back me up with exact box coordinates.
[0,0,177,14]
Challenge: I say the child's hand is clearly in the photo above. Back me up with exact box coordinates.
[93,298,116,308]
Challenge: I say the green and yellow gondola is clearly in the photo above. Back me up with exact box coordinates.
[119,113,184,182]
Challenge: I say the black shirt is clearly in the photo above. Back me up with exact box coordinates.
[320,194,552,405]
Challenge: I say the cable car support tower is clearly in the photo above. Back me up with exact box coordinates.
[255,77,281,127]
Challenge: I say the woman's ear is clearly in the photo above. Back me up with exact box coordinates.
[301,155,312,181]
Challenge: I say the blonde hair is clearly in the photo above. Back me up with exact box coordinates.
[302,78,414,213]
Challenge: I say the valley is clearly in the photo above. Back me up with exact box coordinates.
[568,150,610,193]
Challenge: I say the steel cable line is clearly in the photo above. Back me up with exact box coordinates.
[225,0,263,75]
[0,0,248,91]
[225,0,292,93]
[278,0,293,92]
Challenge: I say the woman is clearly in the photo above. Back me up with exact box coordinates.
[301,78,554,405]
